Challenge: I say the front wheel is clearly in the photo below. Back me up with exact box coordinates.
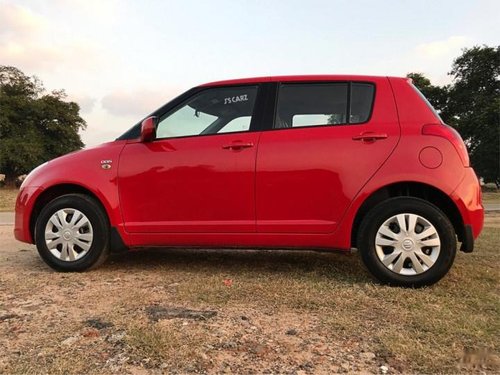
[357,197,456,287]
[35,194,110,271]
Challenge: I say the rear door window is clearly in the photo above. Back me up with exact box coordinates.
[274,82,375,129]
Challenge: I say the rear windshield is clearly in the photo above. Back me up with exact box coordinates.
[410,84,444,123]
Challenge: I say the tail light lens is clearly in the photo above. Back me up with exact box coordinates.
[422,123,470,166]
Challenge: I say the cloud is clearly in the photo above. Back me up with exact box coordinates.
[101,89,178,117]
[0,3,46,39]
[0,39,104,74]
[414,36,473,60]
[51,0,118,17]
[410,36,475,84]
[67,94,97,114]
[0,2,105,73]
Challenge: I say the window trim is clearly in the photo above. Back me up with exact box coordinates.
[269,81,376,131]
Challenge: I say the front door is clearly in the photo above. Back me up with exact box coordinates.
[118,85,261,233]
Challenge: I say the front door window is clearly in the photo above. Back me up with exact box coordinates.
[156,86,258,139]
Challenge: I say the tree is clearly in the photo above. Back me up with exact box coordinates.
[447,46,500,186]
[0,66,86,186]
[407,45,500,186]
[406,72,451,121]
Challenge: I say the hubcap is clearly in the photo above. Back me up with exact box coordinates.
[375,213,440,276]
[44,208,93,262]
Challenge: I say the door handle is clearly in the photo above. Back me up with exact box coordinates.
[222,142,254,150]
[352,132,388,142]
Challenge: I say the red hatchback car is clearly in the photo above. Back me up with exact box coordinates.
[15,75,484,286]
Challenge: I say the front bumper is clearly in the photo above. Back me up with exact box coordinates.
[14,186,44,244]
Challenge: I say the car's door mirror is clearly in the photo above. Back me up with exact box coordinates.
[140,116,157,142]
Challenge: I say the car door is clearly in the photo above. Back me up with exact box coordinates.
[256,79,400,234]
[118,85,262,233]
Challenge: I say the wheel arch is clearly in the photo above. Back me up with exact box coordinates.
[30,183,111,241]
[350,181,464,248]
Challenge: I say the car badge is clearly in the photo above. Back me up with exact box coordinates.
[101,160,112,170]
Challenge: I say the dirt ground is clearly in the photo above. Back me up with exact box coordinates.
[0,215,498,374]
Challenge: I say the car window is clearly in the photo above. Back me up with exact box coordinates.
[350,83,375,124]
[275,83,348,129]
[218,116,252,133]
[156,86,258,139]
[274,82,374,129]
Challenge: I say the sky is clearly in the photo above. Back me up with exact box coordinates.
[1,0,499,146]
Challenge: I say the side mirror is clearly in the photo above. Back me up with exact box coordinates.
[140,116,157,142]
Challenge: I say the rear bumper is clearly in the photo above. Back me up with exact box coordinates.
[450,167,484,251]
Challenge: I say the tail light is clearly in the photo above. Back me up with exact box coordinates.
[422,123,470,166]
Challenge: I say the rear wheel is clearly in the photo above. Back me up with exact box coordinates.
[357,197,456,287]
[35,194,110,271]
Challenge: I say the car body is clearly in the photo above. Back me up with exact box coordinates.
[14,75,484,286]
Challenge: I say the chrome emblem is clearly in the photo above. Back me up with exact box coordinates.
[402,238,414,251]
[101,160,112,170]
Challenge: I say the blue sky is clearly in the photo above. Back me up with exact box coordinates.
[1,0,499,145]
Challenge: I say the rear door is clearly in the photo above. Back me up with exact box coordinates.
[256,79,400,234]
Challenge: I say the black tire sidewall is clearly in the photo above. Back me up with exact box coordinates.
[35,194,109,272]
[358,197,456,287]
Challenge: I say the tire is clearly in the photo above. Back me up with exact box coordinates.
[35,194,110,271]
[357,197,456,287]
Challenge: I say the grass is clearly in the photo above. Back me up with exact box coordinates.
[483,191,500,204]
[2,223,498,373]
[111,226,499,373]
[0,188,18,211]
[1,189,499,373]
[126,322,209,371]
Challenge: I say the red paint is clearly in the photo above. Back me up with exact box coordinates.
[119,132,259,233]
[422,123,470,166]
[14,75,484,254]
[419,147,443,169]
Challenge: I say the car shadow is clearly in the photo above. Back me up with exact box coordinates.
[100,247,372,284]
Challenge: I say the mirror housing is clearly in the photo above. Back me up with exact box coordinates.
[140,116,157,142]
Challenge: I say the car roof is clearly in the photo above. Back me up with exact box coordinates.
[199,75,405,87]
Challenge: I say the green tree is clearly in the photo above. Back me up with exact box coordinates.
[447,46,500,186]
[406,72,451,122]
[0,66,86,186]
[408,46,499,185]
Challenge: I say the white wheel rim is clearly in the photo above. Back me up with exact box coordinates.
[44,208,93,262]
[375,213,441,276]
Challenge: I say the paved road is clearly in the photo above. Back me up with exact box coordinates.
[486,203,500,211]
[0,212,14,225]
[1,203,499,226]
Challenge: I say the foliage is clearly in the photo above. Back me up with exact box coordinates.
[448,46,500,186]
[408,45,500,185]
[0,66,86,185]
[406,72,451,120]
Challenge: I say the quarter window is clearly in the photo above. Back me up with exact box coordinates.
[274,82,374,129]
[156,86,258,139]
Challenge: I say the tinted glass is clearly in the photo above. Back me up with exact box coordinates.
[275,83,348,128]
[156,86,258,139]
[350,83,375,123]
